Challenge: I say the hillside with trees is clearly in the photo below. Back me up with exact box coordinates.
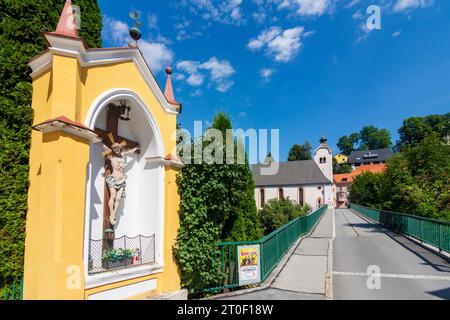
[349,113,450,221]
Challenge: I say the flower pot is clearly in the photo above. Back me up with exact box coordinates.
[102,257,132,270]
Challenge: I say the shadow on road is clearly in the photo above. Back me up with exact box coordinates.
[427,287,450,300]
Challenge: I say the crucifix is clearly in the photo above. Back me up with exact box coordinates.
[95,103,140,241]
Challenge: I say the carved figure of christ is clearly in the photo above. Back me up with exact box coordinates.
[94,104,139,234]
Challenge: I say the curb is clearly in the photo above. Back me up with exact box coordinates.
[325,238,333,300]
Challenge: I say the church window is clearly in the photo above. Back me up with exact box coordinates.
[260,189,265,207]
[298,188,304,206]
[278,188,284,200]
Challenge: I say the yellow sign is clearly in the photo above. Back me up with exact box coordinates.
[238,245,261,285]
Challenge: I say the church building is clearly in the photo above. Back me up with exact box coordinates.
[253,137,334,210]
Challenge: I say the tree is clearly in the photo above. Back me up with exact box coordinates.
[175,112,262,294]
[259,198,310,235]
[349,134,450,221]
[333,158,352,174]
[348,171,383,207]
[338,126,392,155]
[337,133,359,156]
[359,126,392,150]
[0,0,102,282]
[287,141,311,161]
[398,113,450,149]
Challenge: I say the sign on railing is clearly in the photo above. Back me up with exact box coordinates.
[200,205,328,294]
[237,245,261,286]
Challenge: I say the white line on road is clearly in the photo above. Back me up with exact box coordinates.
[333,271,450,281]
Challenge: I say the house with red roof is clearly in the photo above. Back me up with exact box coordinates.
[334,163,387,208]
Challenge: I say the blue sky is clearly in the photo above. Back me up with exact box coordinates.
[98,0,450,162]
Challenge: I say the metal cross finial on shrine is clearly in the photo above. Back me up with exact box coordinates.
[128,11,143,48]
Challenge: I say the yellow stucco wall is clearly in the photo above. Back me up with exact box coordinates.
[24,52,181,299]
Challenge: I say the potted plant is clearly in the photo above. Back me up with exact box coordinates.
[102,248,134,270]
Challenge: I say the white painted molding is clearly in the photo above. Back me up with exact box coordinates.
[85,263,164,290]
[33,120,101,143]
[29,34,180,115]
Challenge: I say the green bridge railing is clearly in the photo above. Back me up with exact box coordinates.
[349,203,450,254]
[1,277,23,300]
[201,205,328,293]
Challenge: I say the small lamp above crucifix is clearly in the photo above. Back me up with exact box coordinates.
[118,101,131,121]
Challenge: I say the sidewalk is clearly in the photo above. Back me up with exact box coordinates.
[219,209,334,300]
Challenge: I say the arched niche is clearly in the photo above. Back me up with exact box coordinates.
[83,89,165,285]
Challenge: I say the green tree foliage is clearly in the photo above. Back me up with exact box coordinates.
[338,126,392,155]
[175,113,262,294]
[397,113,450,149]
[0,0,102,281]
[337,132,359,156]
[349,134,450,221]
[287,141,311,161]
[332,157,352,174]
[348,172,383,207]
[259,198,311,235]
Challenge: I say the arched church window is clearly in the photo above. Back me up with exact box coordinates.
[298,188,304,206]
[278,188,284,200]
[260,189,265,207]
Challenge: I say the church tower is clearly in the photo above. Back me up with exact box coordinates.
[313,136,333,182]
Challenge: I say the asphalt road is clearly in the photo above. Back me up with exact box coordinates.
[333,209,450,300]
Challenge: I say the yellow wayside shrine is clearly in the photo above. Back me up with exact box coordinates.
[23,1,185,300]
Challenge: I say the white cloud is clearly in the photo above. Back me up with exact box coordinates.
[147,14,158,29]
[102,15,174,74]
[275,0,333,16]
[139,41,174,73]
[392,30,402,37]
[188,0,245,25]
[252,11,266,23]
[200,58,235,81]
[393,0,433,12]
[187,73,205,86]
[259,68,275,82]
[345,0,360,8]
[102,15,129,45]
[352,9,363,20]
[248,26,305,62]
[176,57,236,92]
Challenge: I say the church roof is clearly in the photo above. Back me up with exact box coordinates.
[252,160,332,187]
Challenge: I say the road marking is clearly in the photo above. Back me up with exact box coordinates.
[333,271,450,281]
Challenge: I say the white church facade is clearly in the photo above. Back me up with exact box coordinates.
[252,137,334,210]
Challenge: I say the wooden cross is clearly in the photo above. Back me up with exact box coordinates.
[94,104,140,241]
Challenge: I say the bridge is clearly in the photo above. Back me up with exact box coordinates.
[214,207,450,300]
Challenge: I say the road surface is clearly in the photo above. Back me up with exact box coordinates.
[333,208,450,300]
